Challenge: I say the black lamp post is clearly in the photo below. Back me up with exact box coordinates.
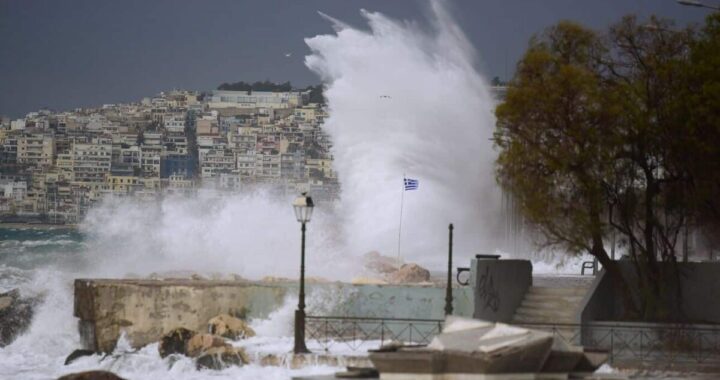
[445,223,454,316]
[293,192,313,354]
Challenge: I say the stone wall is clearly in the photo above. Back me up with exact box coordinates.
[469,259,532,322]
[74,279,475,352]
[579,261,720,323]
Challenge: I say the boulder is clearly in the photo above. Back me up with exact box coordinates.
[158,327,196,358]
[57,371,126,380]
[207,314,255,339]
[186,333,227,357]
[351,277,388,285]
[195,346,249,370]
[385,263,431,284]
[0,288,38,346]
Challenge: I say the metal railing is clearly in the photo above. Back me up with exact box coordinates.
[518,322,720,368]
[305,316,720,368]
[305,315,443,351]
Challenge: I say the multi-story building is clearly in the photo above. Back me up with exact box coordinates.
[236,151,256,178]
[105,175,142,195]
[199,149,235,179]
[207,90,305,109]
[0,179,27,202]
[140,145,163,177]
[17,135,55,167]
[71,138,112,182]
[0,88,338,221]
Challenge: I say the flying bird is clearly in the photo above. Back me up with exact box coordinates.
[285,53,292,58]
[380,95,392,99]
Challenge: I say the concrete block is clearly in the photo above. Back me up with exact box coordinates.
[470,259,532,322]
[74,279,288,352]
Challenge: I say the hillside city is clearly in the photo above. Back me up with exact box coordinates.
[0,89,337,224]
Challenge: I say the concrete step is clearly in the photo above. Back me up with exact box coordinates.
[519,298,582,310]
[527,286,589,297]
[511,285,589,326]
[522,293,585,304]
[514,306,576,320]
[511,313,576,324]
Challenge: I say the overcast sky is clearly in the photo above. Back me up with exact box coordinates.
[0,0,709,118]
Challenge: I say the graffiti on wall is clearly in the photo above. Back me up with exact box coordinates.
[477,266,500,312]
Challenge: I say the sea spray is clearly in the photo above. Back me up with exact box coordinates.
[305,1,502,269]
[80,189,350,280]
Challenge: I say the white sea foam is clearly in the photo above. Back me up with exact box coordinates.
[80,189,348,280]
[305,1,502,269]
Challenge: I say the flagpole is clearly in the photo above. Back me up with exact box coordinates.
[397,174,405,268]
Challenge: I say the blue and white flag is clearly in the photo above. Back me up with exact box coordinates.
[404,178,419,191]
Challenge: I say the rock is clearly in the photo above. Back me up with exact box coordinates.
[57,370,126,380]
[0,288,39,347]
[186,333,227,357]
[351,277,388,285]
[386,263,431,284]
[158,327,196,358]
[64,349,96,365]
[195,346,249,370]
[207,314,255,339]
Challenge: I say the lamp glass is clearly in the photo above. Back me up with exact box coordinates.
[293,195,314,223]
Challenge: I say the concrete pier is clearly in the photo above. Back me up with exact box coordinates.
[74,279,289,352]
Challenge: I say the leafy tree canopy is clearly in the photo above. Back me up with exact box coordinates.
[495,14,720,320]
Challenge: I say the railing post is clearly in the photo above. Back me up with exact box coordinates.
[610,327,615,364]
[381,320,385,345]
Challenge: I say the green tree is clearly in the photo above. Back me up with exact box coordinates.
[599,16,695,319]
[677,13,720,253]
[495,21,638,314]
[496,17,701,320]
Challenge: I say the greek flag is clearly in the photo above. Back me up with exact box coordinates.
[404,178,419,191]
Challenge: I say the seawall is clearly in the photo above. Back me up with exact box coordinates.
[74,278,474,352]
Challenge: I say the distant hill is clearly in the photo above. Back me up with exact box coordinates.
[217,81,325,104]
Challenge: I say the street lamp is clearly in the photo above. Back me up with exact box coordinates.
[677,0,720,10]
[293,192,314,354]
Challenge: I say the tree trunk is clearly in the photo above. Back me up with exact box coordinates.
[591,237,639,318]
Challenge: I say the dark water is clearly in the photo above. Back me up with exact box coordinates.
[0,226,86,271]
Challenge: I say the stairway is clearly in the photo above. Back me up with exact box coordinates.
[511,285,590,345]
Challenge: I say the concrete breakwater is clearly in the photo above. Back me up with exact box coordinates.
[74,278,475,352]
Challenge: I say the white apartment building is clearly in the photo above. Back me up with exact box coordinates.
[140,145,163,177]
[71,139,112,182]
[199,149,235,179]
[207,90,305,109]
[0,180,27,201]
[17,135,55,167]
[236,151,256,178]
[255,153,281,179]
[163,114,186,133]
